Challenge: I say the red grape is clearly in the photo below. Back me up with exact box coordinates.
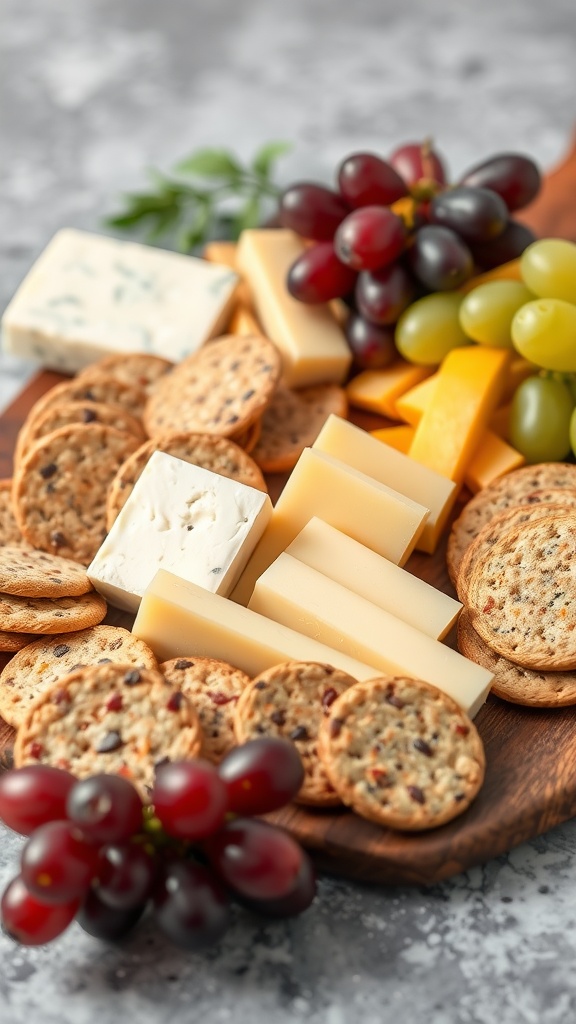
[408,225,474,290]
[238,856,316,918]
[153,861,230,950]
[151,760,228,841]
[337,152,408,208]
[459,153,541,211]
[287,242,357,303]
[218,738,304,815]
[429,186,508,242]
[389,141,447,188]
[21,820,100,904]
[1,876,78,945]
[279,183,349,240]
[334,206,406,271]
[77,888,146,941]
[355,263,416,325]
[96,843,157,910]
[0,766,76,836]
[66,773,143,845]
[206,818,303,901]
[470,220,536,269]
[344,313,397,369]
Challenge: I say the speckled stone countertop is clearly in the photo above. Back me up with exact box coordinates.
[2,1,576,1021]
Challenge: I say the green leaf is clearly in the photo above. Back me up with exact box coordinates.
[177,201,213,252]
[251,140,292,179]
[174,148,243,181]
[144,207,181,243]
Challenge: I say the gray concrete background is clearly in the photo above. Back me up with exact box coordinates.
[2,2,576,1022]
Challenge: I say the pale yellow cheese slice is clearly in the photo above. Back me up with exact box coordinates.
[313,415,455,554]
[230,447,429,605]
[248,555,492,717]
[132,569,380,681]
[286,518,461,640]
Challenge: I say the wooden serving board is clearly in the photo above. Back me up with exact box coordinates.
[2,137,576,885]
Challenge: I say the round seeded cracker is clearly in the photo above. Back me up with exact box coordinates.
[0,480,23,546]
[78,353,173,393]
[0,589,106,634]
[15,400,146,467]
[250,384,348,473]
[161,656,250,764]
[0,544,93,598]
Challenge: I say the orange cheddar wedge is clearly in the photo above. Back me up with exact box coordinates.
[464,431,525,493]
[370,424,415,453]
[346,361,433,419]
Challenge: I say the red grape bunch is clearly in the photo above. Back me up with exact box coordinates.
[279,142,541,369]
[0,738,315,949]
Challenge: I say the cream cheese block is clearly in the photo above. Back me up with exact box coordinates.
[229,447,430,606]
[88,451,272,612]
[132,568,381,680]
[1,229,239,372]
[248,554,491,717]
[236,228,352,387]
[286,518,461,640]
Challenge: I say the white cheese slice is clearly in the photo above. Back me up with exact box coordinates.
[1,229,239,372]
[87,451,272,612]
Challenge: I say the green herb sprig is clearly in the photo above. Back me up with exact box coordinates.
[105,142,291,252]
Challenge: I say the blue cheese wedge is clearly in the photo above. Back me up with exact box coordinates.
[87,451,272,612]
[1,229,239,372]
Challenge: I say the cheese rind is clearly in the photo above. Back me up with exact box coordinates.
[286,518,461,640]
[132,569,381,680]
[87,452,272,612]
[236,229,351,387]
[248,555,491,717]
[230,447,430,605]
[313,415,456,554]
[2,229,239,373]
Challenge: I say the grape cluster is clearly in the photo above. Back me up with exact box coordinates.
[0,739,315,949]
[279,142,540,369]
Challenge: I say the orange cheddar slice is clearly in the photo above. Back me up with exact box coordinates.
[346,361,433,418]
[464,431,525,493]
[370,424,414,453]
[394,374,439,426]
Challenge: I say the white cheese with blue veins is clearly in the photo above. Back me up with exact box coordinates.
[87,451,272,612]
[1,229,239,372]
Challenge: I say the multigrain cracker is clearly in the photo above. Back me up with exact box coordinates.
[13,424,141,564]
[0,589,106,634]
[250,384,348,473]
[466,509,576,670]
[457,611,576,708]
[0,626,157,728]
[106,432,267,530]
[318,676,485,831]
[14,664,203,798]
[15,400,146,466]
[143,334,281,439]
[0,544,93,598]
[78,353,173,393]
[233,661,356,806]
[160,656,250,764]
[0,481,23,546]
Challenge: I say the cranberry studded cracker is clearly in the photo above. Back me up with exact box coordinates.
[233,661,357,807]
[318,676,485,831]
[14,664,203,798]
[160,656,250,764]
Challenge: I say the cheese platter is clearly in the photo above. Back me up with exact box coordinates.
[1,136,576,889]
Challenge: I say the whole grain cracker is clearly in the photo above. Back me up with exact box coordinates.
[230,418,262,454]
[160,656,250,764]
[455,503,569,604]
[143,334,281,439]
[250,384,349,473]
[106,432,267,530]
[13,424,141,564]
[0,589,106,634]
[457,611,576,708]
[466,509,576,670]
[0,544,93,598]
[78,353,173,393]
[15,400,146,467]
[0,480,23,546]
[14,664,203,798]
[0,630,38,653]
[318,676,485,831]
[447,462,576,585]
[0,625,157,728]
[233,661,357,806]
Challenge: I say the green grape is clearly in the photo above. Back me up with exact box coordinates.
[511,299,576,372]
[569,406,576,459]
[510,375,573,463]
[395,293,469,365]
[459,281,534,348]
[521,239,576,303]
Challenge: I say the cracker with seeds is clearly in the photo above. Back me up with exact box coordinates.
[250,384,348,473]
[318,676,485,831]
[14,664,202,798]
[15,400,146,467]
[0,630,37,654]
[144,334,281,439]
[0,544,93,598]
[0,589,106,634]
[78,353,173,393]
[233,661,357,806]
[161,656,250,764]
[0,480,23,546]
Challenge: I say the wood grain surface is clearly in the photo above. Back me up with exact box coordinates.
[1,140,576,883]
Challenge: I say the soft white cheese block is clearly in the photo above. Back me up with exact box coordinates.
[1,228,239,372]
[87,451,272,612]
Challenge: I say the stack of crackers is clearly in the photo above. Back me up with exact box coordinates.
[448,463,576,708]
